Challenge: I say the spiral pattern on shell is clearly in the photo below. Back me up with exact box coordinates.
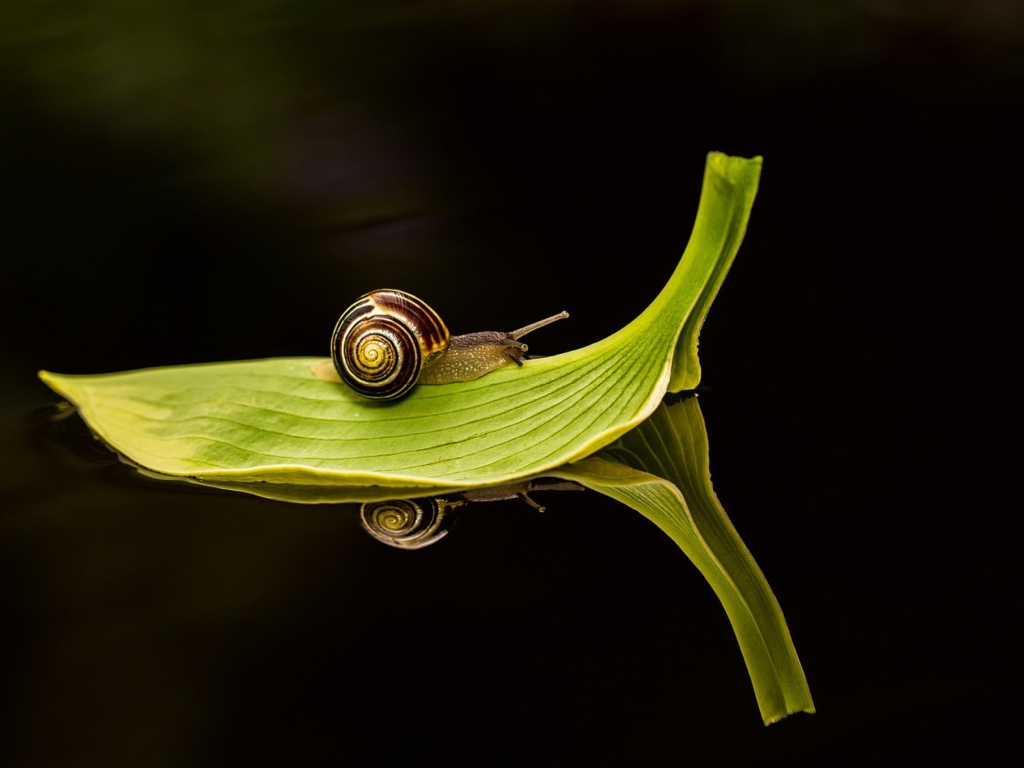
[359,498,457,549]
[331,289,450,400]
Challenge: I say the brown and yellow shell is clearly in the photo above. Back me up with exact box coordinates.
[331,289,450,400]
[359,497,459,549]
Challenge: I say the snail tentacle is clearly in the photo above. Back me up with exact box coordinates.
[509,311,570,340]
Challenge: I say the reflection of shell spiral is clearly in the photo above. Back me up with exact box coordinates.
[331,290,450,400]
[359,498,457,549]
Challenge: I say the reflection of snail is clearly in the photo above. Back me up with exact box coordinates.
[359,497,462,550]
[312,289,568,400]
[359,479,583,549]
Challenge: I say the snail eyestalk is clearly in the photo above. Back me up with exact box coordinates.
[510,311,569,340]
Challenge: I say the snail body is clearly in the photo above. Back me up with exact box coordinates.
[316,289,568,400]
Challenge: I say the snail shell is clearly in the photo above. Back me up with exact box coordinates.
[359,498,460,549]
[331,289,450,400]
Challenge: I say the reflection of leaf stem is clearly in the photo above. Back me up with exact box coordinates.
[557,395,814,725]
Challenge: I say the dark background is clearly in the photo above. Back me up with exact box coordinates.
[1,2,1020,765]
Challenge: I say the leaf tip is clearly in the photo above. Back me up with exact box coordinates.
[38,370,75,402]
[706,151,764,184]
[762,702,816,726]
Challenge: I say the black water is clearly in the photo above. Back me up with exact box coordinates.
[1,4,1019,766]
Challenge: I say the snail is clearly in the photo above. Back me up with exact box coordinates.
[311,289,569,400]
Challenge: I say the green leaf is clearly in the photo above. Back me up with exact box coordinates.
[555,395,815,725]
[38,152,761,492]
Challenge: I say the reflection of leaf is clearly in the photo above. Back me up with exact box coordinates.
[101,393,813,725]
[555,395,814,725]
[39,153,760,493]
